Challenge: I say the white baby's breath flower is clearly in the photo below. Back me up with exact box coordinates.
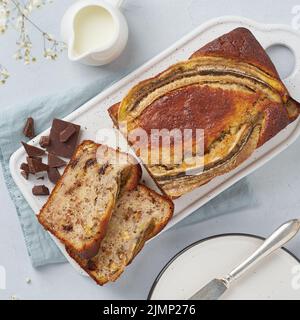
[0,7,7,19]
[13,51,22,60]
[0,5,8,33]
[30,0,42,9]
[0,0,67,84]
[1,69,9,78]
[0,64,9,84]
[27,4,33,12]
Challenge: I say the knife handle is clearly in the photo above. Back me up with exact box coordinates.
[223,219,300,286]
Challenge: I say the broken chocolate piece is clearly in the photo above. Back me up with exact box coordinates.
[21,170,28,180]
[20,163,29,173]
[24,161,34,174]
[26,156,42,163]
[47,167,61,184]
[59,124,76,143]
[47,119,80,158]
[23,117,35,138]
[22,141,45,157]
[27,158,48,173]
[32,185,49,196]
[48,153,66,168]
[39,136,50,148]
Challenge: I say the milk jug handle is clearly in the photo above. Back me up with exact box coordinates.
[108,0,124,8]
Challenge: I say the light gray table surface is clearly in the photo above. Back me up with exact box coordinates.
[1,0,300,300]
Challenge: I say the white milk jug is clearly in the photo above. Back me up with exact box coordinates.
[61,0,128,66]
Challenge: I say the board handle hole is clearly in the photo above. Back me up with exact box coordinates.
[266,44,295,79]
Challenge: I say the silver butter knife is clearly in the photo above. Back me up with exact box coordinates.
[190,219,300,300]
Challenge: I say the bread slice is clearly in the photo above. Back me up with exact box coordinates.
[66,184,174,285]
[38,140,141,259]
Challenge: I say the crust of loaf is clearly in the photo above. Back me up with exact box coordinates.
[38,140,141,259]
[66,184,174,285]
[108,28,300,199]
[190,27,280,79]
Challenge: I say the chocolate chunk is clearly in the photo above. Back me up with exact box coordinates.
[27,158,48,173]
[32,185,49,196]
[47,167,61,184]
[48,153,66,168]
[84,158,97,169]
[21,170,28,180]
[87,260,97,271]
[22,141,45,157]
[65,181,81,195]
[39,136,50,148]
[62,224,73,232]
[26,156,42,163]
[47,119,80,158]
[23,161,34,174]
[59,124,76,143]
[98,162,109,175]
[23,117,35,138]
[20,163,29,173]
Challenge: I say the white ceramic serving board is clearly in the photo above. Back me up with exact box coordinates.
[9,16,300,276]
[148,234,300,300]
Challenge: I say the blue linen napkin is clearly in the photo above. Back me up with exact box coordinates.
[0,77,254,267]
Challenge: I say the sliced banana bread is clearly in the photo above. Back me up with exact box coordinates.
[66,184,174,285]
[38,140,141,259]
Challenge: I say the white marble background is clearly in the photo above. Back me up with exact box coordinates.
[1,0,300,299]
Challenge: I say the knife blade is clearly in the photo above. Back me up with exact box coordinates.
[189,279,228,300]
